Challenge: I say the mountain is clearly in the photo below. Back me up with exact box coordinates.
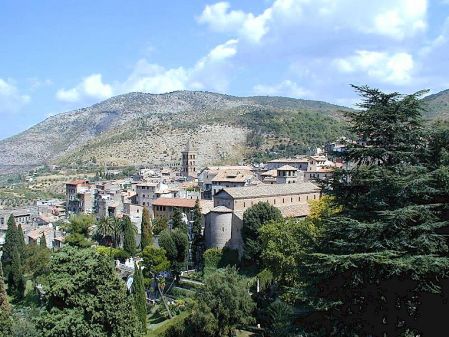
[0,91,351,174]
[422,89,449,119]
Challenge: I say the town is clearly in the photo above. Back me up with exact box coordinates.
[0,139,344,259]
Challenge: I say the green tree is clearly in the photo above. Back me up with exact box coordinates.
[0,261,12,337]
[295,86,449,336]
[122,215,137,256]
[191,199,204,269]
[186,267,255,337]
[1,215,20,277]
[7,246,25,300]
[265,300,294,337]
[16,223,25,256]
[132,263,147,334]
[40,232,47,248]
[95,217,113,246]
[35,246,140,337]
[141,245,170,277]
[140,207,152,250]
[158,229,189,279]
[242,202,282,264]
[152,216,168,235]
[23,242,51,280]
[64,214,95,248]
[171,207,184,231]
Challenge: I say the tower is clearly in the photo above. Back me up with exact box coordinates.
[181,140,197,178]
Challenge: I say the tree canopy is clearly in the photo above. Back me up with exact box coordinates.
[241,202,282,263]
[35,246,140,337]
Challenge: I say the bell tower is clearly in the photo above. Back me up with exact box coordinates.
[181,140,197,178]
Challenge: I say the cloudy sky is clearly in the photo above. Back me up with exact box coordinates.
[1,0,449,139]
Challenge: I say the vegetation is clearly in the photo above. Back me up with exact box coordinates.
[191,199,204,269]
[141,207,153,249]
[0,261,12,336]
[64,214,95,247]
[35,246,140,337]
[241,202,282,265]
[122,215,137,256]
[133,263,147,334]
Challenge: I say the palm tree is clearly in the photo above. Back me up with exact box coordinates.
[95,217,113,246]
[110,217,123,248]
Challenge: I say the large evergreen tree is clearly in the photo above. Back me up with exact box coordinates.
[295,86,449,337]
[122,215,137,256]
[132,263,147,334]
[1,215,19,277]
[35,246,140,337]
[40,232,47,248]
[0,261,12,336]
[191,199,204,269]
[140,207,152,250]
[171,207,184,231]
[7,246,25,300]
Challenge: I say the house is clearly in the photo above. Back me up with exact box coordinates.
[152,198,213,221]
[65,180,96,215]
[198,165,256,199]
[204,182,321,254]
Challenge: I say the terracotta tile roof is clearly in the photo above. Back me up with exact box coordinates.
[152,198,197,208]
[217,182,320,199]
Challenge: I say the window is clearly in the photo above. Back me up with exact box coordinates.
[298,197,301,201]
[282,198,285,203]
[243,202,246,207]
[274,199,276,205]
[291,197,293,202]
[222,227,225,232]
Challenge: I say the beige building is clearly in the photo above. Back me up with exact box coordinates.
[204,182,321,254]
[152,198,213,221]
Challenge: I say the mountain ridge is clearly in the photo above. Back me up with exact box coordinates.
[4,87,447,174]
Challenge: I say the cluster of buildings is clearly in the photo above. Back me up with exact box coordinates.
[0,139,343,257]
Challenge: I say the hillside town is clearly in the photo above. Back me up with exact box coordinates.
[0,139,345,257]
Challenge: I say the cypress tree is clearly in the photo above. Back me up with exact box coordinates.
[171,207,184,231]
[0,261,12,336]
[7,246,25,300]
[1,215,19,277]
[122,216,137,256]
[132,263,147,333]
[191,199,204,269]
[40,232,47,248]
[17,222,25,256]
[140,207,152,250]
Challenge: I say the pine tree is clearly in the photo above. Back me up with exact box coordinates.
[122,216,137,256]
[132,263,147,334]
[40,233,47,248]
[192,199,202,238]
[0,261,12,336]
[7,246,25,300]
[296,86,449,337]
[140,207,152,250]
[1,215,19,278]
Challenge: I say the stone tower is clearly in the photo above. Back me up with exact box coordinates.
[181,140,197,178]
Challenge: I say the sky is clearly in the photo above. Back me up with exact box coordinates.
[1,0,449,139]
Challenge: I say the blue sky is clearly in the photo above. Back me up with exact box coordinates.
[1,0,449,139]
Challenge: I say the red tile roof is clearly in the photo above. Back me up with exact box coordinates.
[152,198,197,208]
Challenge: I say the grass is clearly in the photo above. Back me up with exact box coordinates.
[145,311,189,337]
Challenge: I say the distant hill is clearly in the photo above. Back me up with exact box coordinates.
[422,89,449,119]
[0,91,353,173]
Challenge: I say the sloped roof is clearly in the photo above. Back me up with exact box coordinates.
[210,206,233,213]
[216,182,320,199]
[277,165,298,171]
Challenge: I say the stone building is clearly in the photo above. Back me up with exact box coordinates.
[180,140,197,179]
[204,182,321,254]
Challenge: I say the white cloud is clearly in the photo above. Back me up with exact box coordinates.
[334,50,415,85]
[198,0,428,42]
[121,39,238,94]
[0,78,30,113]
[56,74,113,103]
[253,80,311,98]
